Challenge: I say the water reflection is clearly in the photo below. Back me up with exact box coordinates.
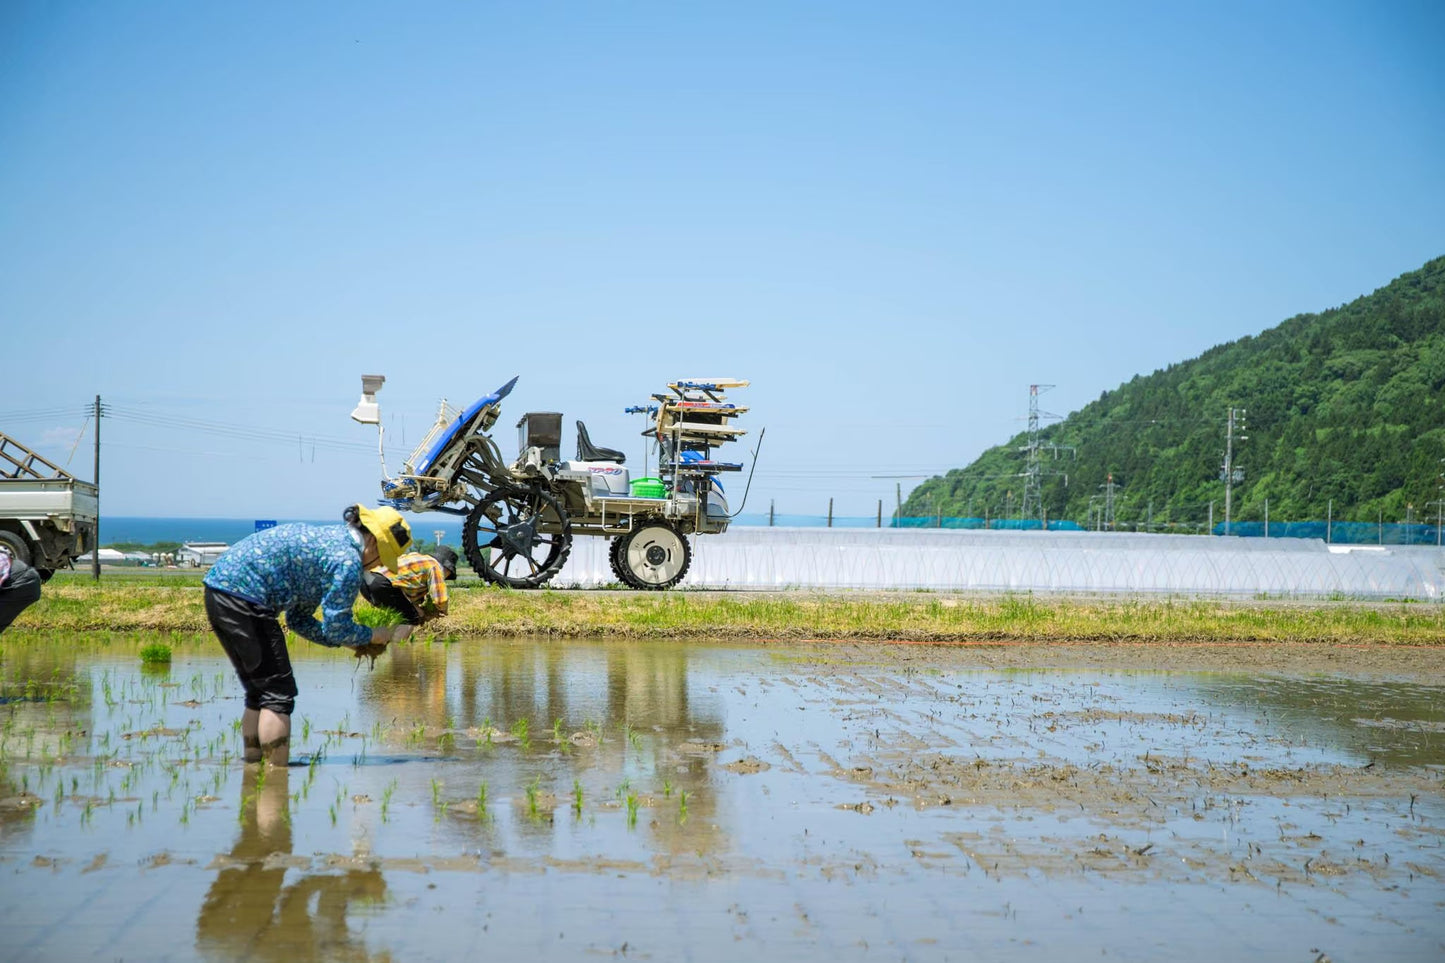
[357,640,720,738]
[1188,675,1445,767]
[196,767,387,963]
[352,640,729,857]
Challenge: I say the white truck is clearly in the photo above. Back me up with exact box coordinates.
[0,432,98,577]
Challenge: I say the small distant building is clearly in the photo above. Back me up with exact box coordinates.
[177,542,229,567]
[75,548,127,565]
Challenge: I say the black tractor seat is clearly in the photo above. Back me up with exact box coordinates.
[576,421,626,463]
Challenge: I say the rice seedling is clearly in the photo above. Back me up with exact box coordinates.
[625,791,639,828]
[525,775,541,820]
[475,780,488,821]
[380,779,397,822]
[479,711,497,751]
[511,718,531,750]
[572,778,583,816]
[352,601,405,628]
[678,790,689,824]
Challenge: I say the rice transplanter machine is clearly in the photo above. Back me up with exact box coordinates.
[351,375,752,590]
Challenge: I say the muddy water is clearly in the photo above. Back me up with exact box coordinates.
[1,636,1442,962]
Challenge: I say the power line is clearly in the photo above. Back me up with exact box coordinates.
[105,406,373,455]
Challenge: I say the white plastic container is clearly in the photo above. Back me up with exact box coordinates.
[561,461,631,496]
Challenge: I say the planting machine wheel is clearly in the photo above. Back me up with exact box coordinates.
[607,535,626,583]
[612,522,691,590]
[462,486,573,589]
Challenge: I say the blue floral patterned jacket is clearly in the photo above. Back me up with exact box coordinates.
[203,523,371,647]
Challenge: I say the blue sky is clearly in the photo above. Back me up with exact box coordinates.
[3,1,1442,521]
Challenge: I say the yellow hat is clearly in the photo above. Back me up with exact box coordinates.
[351,504,412,573]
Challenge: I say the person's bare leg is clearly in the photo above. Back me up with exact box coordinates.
[241,707,262,764]
[258,709,291,768]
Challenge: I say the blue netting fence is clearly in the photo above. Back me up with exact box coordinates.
[731,514,1085,530]
[1215,521,1443,545]
[730,514,1443,543]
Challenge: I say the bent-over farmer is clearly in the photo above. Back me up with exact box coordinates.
[203,505,415,766]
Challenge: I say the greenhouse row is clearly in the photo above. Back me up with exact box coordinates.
[553,528,1445,599]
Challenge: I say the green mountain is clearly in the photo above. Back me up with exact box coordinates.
[905,256,1445,530]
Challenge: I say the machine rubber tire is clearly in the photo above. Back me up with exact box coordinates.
[0,530,32,567]
[462,487,572,589]
[614,523,691,590]
[607,535,627,584]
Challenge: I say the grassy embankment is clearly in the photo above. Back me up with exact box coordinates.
[9,571,1445,644]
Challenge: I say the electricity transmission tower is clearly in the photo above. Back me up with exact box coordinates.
[1019,384,1074,522]
[1098,472,1119,531]
[1221,407,1247,535]
[1430,457,1445,547]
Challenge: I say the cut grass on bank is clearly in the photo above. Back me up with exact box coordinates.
[15,577,1445,644]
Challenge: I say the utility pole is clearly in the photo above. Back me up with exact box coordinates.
[92,395,101,581]
[872,475,926,528]
[1222,407,1246,536]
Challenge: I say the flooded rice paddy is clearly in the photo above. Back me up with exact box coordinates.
[1,635,1443,962]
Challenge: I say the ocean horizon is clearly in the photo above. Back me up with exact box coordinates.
[98,516,468,547]
[96,513,881,546]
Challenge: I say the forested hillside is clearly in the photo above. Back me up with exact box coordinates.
[905,256,1445,529]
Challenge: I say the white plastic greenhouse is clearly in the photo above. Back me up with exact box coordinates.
[551,527,1445,599]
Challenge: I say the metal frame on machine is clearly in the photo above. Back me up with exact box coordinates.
[353,375,750,590]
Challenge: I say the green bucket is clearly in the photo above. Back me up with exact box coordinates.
[630,477,666,498]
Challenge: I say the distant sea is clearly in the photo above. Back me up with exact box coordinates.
[98,513,825,547]
[100,516,469,547]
